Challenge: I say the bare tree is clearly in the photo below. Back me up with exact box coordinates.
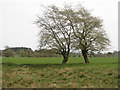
[35,5,110,64]
[67,7,110,63]
[35,6,74,64]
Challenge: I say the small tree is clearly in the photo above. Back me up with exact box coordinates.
[4,46,9,49]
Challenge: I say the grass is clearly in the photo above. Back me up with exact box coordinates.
[2,57,118,88]
[2,57,118,64]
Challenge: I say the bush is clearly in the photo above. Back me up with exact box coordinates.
[3,49,15,57]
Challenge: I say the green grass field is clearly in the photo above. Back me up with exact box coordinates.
[2,57,118,88]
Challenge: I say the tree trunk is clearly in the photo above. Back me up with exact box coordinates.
[81,50,90,63]
[62,56,68,64]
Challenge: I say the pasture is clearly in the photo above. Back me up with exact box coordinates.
[2,57,118,88]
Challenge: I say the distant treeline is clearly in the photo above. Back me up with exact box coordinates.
[1,47,79,57]
[1,47,59,57]
[0,47,119,57]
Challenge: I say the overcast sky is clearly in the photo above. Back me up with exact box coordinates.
[0,0,119,51]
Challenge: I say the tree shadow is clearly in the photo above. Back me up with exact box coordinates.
[2,62,86,68]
